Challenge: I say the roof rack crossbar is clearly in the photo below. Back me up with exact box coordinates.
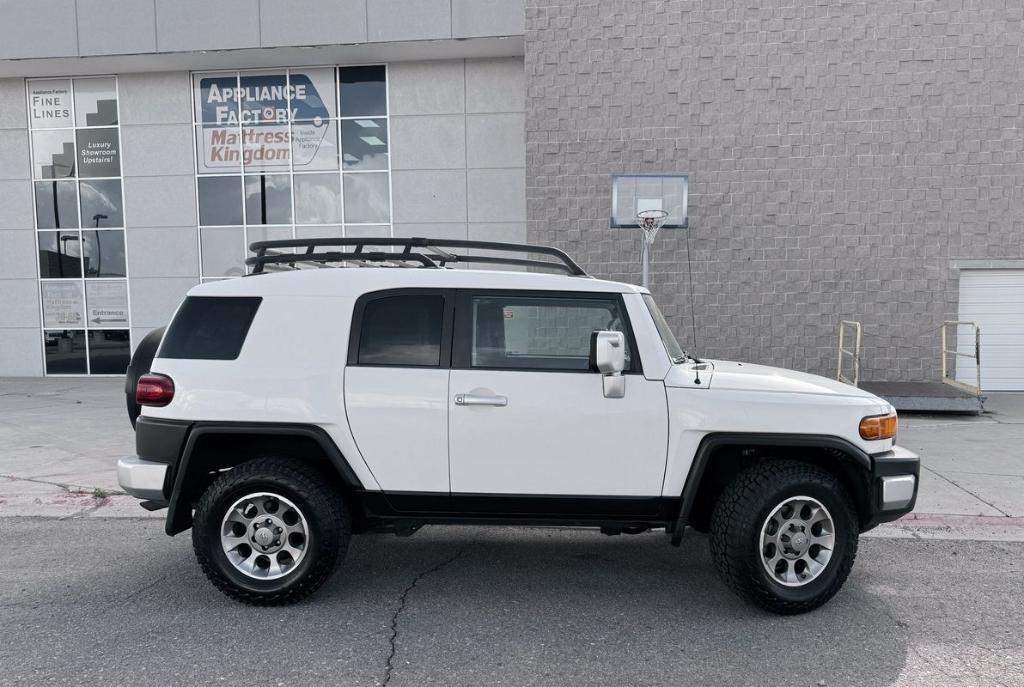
[245,237,587,276]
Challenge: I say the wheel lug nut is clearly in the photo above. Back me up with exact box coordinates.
[265,519,271,525]
[275,527,282,534]
[274,540,280,546]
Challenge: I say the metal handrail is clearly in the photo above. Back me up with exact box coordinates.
[941,320,981,396]
[837,320,862,386]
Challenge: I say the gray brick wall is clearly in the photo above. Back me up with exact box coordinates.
[525,0,1024,381]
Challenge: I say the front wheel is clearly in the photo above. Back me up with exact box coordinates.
[709,460,859,614]
[192,457,350,605]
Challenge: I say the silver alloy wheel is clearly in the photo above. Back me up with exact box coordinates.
[220,492,310,581]
[759,495,835,587]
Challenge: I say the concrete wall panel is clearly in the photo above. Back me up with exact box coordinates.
[391,169,467,223]
[466,57,524,113]
[467,113,524,169]
[123,175,197,228]
[367,0,451,42]
[0,328,43,376]
[0,280,40,327]
[0,230,38,280]
[0,0,77,59]
[261,0,367,47]
[0,180,34,230]
[390,115,466,170]
[453,0,524,39]
[118,72,193,126]
[129,277,198,328]
[0,130,29,180]
[468,168,524,223]
[388,61,465,116]
[121,125,195,177]
[77,0,156,56]
[155,0,260,52]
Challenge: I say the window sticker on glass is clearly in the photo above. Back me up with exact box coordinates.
[32,130,77,179]
[73,77,118,127]
[41,281,85,328]
[85,280,129,327]
[76,128,120,178]
[28,79,73,129]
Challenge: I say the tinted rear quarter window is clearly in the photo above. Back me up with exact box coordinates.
[357,295,444,366]
[158,296,262,360]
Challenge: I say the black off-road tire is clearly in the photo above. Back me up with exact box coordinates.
[192,457,350,605]
[709,460,859,615]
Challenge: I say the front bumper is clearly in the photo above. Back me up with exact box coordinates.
[117,456,169,501]
[864,444,920,528]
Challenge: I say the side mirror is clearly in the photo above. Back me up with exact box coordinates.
[590,331,626,398]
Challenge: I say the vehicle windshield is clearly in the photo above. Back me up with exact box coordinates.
[642,294,690,364]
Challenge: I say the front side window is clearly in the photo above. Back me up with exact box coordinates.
[357,295,444,367]
[468,295,633,371]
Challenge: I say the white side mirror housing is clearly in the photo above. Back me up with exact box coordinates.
[590,330,626,398]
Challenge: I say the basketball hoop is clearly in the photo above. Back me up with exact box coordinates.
[636,208,669,244]
[636,209,668,288]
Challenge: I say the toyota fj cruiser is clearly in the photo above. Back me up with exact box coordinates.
[118,237,919,614]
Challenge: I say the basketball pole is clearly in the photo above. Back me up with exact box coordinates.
[636,209,668,290]
[641,242,650,288]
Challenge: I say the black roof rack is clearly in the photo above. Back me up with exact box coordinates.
[245,236,587,276]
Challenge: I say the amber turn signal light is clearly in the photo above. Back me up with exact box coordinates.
[859,412,897,440]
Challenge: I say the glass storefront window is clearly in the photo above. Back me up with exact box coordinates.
[28,76,131,375]
[193,66,392,280]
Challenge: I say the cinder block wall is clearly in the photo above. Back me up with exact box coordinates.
[525,0,1024,381]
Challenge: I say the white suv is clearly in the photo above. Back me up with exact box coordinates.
[117,237,919,614]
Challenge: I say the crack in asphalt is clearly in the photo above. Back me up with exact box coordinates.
[0,473,125,496]
[381,548,469,687]
[920,464,1012,517]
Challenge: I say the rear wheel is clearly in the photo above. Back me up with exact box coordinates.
[192,457,350,605]
[709,460,859,614]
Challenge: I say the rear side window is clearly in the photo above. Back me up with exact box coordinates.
[357,295,444,367]
[158,296,262,360]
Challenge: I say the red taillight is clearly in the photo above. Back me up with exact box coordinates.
[136,373,175,407]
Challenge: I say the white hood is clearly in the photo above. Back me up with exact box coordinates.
[667,359,882,401]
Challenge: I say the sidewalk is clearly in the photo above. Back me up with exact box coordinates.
[2,377,1023,538]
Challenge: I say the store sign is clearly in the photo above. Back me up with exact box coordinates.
[85,281,129,326]
[76,128,120,177]
[41,281,84,328]
[196,72,334,172]
[28,80,73,129]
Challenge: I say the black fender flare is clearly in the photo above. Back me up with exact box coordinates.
[165,422,364,535]
[670,432,872,545]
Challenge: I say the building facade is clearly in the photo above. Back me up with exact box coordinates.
[1,0,1022,389]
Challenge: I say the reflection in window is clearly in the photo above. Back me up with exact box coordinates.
[35,181,79,228]
[294,174,341,224]
[340,119,388,170]
[198,176,243,225]
[291,120,338,171]
[470,296,632,371]
[87,329,131,373]
[244,174,292,225]
[340,65,387,117]
[31,129,76,178]
[38,231,83,278]
[358,295,444,366]
[343,173,390,224]
[79,179,123,227]
[44,330,87,374]
[82,230,127,278]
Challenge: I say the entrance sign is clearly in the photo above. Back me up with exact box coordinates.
[85,281,129,327]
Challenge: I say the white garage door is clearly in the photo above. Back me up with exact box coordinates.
[958,269,1024,391]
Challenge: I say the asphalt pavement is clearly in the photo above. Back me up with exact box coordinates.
[2,378,1024,685]
[2,520,1022,687]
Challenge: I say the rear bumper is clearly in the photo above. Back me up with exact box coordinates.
[863,444,920,529]
[117,456,169,501]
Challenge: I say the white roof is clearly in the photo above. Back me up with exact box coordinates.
[190,267,647,298]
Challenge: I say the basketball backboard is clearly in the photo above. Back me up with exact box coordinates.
[611,175,688,229]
